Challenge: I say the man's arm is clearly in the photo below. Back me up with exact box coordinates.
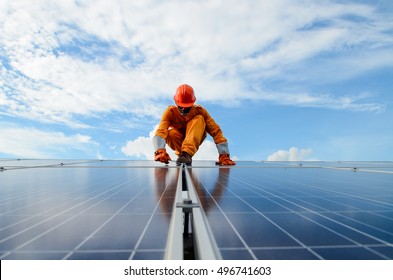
[197,107,235,165]
[153,107,173,164]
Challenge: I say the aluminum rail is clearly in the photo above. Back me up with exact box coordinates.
[184,165,222,260]
[164,168,185,260]
[164,164,222,260]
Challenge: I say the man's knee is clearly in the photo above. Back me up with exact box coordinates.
[188,115,206,130]
[166,129,184,154]
[192,114,205,123]
[167,129,184,142]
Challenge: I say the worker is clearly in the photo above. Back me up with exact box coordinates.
[153,84,236,166]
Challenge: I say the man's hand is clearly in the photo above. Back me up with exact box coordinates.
[154,148,171,164]
[217,154,236,166]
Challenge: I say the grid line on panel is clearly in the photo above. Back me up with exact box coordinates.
[265,179,393,240]
[0,167,125,216]
[195,172,258,259]
[247,162,390,186]
[2,165,139,213]
[224,244,388,250]
[370,212,393,221]
[0,188,118,234]
[321,212,393,243]
[234,173,391,242]
[233,166,393,211]
[306,197,370,212]
[277,172,392,207]
[128,168,174,260]
[200,170,324,260]
[0,172,147,259]
[246,172,387,211]
[0,173,133,242]
[0,184,56,205]
[228,171,392,259]
[199,170,318,259]
[286,195,388,214]
[1,185,103,220]
[0,160,104,171]
[1,161,392,260]
[62,186,148,260]
[288,196,393,237]
[208,207,258,259]
[0,170,80,206]
[321,166,393,175]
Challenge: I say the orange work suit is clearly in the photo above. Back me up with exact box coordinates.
[155,105,227,156]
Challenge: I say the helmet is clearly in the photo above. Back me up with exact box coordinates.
[173,84,196,107]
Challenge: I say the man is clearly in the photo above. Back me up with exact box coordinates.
[153,84,236,166]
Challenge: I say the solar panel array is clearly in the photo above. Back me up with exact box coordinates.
[1,160,392,260]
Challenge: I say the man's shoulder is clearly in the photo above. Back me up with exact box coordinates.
[194,105,211,115]
[160,106,177,119]
[165,105,177,112]
[193,104,206,111]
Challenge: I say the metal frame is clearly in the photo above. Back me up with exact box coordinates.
[164,164,222,260]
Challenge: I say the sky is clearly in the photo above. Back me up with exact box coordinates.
[1,0,393,161]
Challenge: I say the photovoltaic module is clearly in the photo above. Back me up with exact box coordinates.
[1,159,392,260]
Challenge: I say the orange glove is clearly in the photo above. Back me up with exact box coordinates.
[217,154,236,166]
[154,148,171,164]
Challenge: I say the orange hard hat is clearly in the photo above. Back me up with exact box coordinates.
[174,84,196,107]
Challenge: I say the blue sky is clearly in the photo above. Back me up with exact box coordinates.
[1,0,392,161]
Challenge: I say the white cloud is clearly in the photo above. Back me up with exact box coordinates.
[121,135,155,160]
[121,125,222,161]
[252,90,385,113]
[0,124,97,158]
[1,0,391,129]
[267,147,313,161]
[193,141,220,161]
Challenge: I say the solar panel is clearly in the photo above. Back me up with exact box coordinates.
[1,160,392,260]
[0,160,176,260]
[192,162,393,260]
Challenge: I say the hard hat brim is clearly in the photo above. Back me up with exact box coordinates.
[175,101,195,107]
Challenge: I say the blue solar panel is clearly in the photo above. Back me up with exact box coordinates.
[0,161,176,260]
[1,160,392,260]
[191,162,393,260]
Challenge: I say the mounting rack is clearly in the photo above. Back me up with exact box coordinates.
[164,163,222,260]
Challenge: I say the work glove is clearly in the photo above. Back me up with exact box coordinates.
[216,154,236,166]
[154,148,171,164]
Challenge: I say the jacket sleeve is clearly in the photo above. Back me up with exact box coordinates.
[198,107,227,144]
[199,107,231,154]
[155,107,173,139]
[153,107,173,150]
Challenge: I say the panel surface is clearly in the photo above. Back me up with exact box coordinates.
[1,160,392,260]
[191,162,393,260]
[0,160,177,260]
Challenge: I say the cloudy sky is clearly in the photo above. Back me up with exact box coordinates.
[1,0,392,161]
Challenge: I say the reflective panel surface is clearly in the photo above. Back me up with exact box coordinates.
[1,160,392,260]
[190,162,393,260]
[0,161,177,260]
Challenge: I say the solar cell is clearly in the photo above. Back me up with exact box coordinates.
[1,160,392,260]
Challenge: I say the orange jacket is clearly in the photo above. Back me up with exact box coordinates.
[155,105,227,144]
